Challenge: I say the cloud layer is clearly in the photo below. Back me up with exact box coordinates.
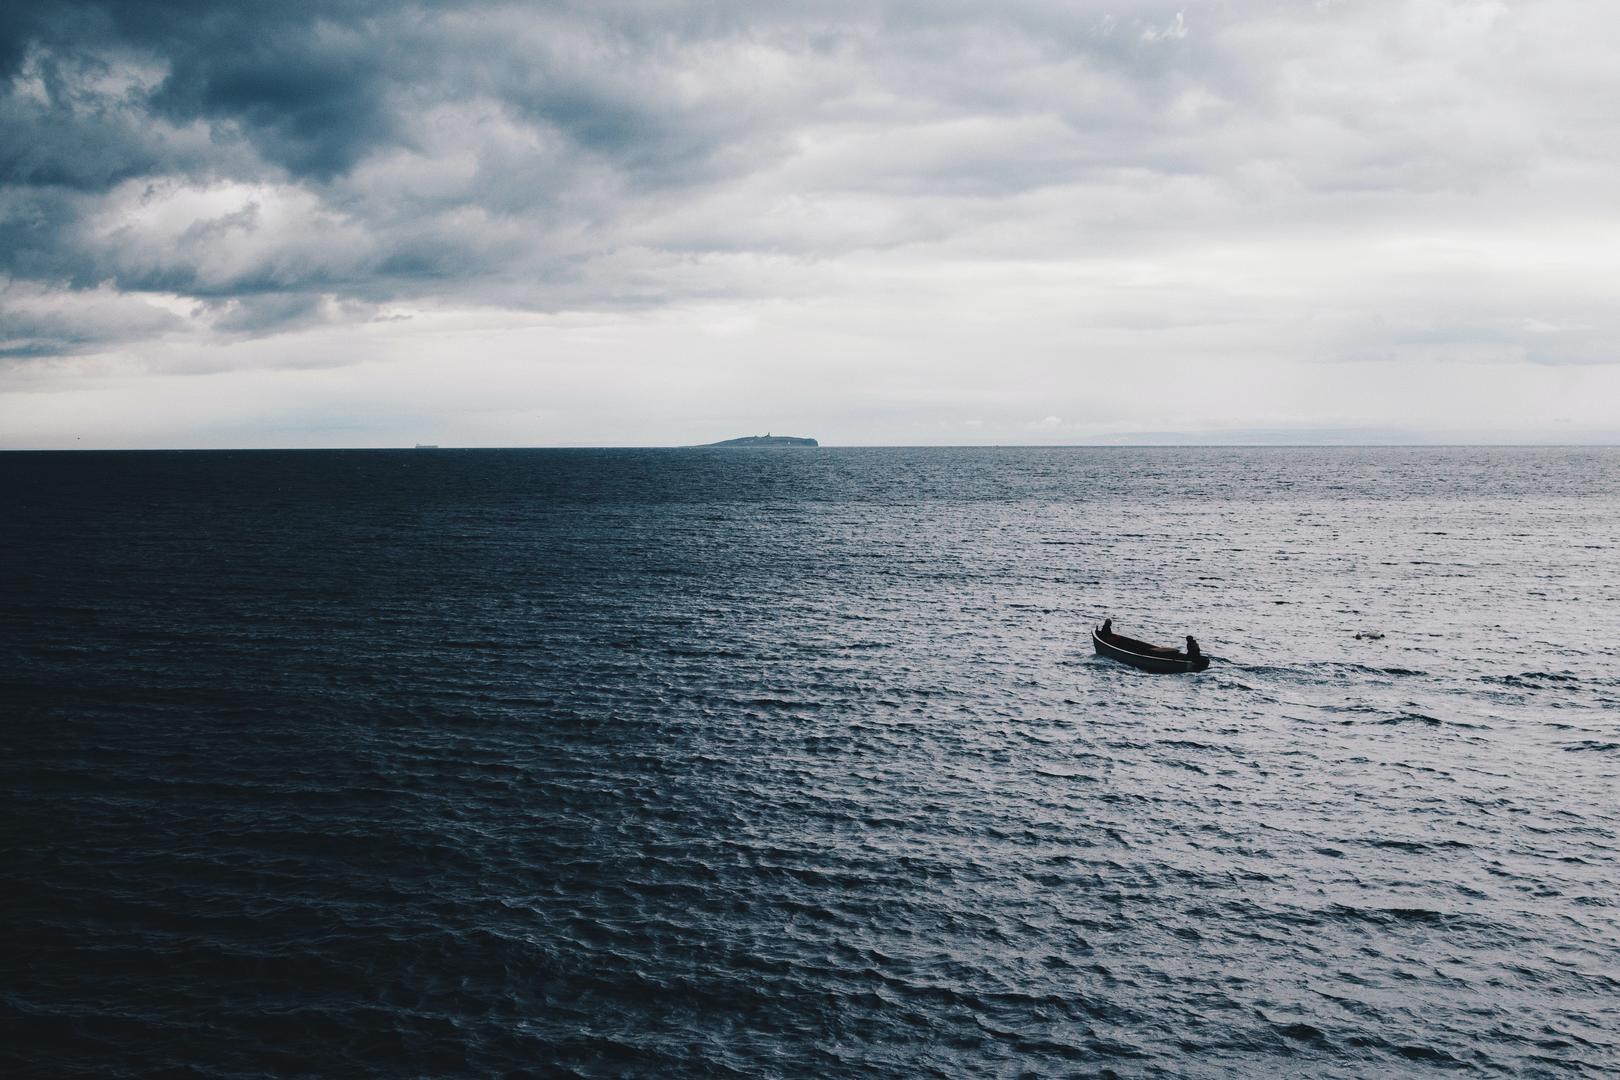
[3,0,1619,444]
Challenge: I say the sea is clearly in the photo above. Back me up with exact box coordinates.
[3,447,1617,1078]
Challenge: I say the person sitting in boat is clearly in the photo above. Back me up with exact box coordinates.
[1185,635,1201,658]
[1101,618,1113,637]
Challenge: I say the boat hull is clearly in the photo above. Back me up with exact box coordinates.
[1092,627,1210,674]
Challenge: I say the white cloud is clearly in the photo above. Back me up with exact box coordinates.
[1141,12,1188,43]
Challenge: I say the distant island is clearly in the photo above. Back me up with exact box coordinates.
[699,434,818,447]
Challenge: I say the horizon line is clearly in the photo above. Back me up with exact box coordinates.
[5,442,1620,452]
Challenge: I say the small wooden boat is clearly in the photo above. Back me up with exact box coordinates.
[1093,623,1210,674]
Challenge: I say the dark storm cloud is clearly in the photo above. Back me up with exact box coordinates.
[3,0,415,183]
[2,80,161,190]
[1,0,823,353]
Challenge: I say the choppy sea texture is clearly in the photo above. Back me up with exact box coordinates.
[3,447,1618,1078]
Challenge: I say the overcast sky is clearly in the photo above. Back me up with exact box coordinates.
[2,0,1617,447]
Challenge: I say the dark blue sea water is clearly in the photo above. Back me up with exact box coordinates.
[3,447,1618,1078]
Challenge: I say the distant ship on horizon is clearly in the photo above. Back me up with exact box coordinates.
[697,433,818,447]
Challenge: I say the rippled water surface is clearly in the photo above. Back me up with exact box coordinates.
[4,447,1618,1077]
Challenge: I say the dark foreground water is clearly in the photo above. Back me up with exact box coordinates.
[3,447,1618,1078]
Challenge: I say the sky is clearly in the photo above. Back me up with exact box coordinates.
[2,0,1618,448]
